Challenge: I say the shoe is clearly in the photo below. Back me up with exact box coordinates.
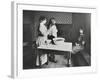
[53,60,57,63]
[45,62,48,65]
[51,60,57,63]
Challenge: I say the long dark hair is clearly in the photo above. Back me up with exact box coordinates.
[48,17,55,29]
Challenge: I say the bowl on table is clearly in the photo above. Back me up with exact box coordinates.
[53,37,65,45]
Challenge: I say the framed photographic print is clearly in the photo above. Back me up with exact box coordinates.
[11,1,97,78]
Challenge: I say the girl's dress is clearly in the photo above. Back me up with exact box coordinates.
[48,25,58,38]
[36,23,48,66]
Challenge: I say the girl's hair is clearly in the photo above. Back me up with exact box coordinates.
[39,16,46,22]
[48,17,55,29]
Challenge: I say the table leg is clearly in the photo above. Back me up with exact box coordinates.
[46,54,49,65]
[38,50,42,68]
[67,51,72,67]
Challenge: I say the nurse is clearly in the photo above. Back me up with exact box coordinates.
[36,16,48,66]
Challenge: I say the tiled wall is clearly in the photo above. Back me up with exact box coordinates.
[33,11,72,24]
[23,10,72,24]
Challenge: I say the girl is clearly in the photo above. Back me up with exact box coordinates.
[48,18,58,39]
[48,18,58,63]
[36,16,48,66]
[76,28,85,46]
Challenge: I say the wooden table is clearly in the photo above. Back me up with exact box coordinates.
[37,42,72,67]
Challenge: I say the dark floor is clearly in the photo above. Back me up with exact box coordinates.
[42,55,68,68]
[23,46,90,69]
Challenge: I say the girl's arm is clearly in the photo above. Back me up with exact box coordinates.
[52,25,58,37]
